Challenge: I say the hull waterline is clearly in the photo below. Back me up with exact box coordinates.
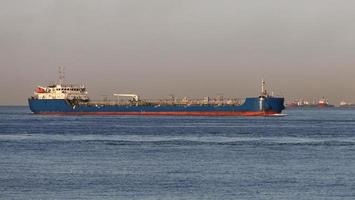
[33,111,280,116]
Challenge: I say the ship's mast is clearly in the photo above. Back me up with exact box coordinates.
[261,79,267,96]
[58,66,65,85]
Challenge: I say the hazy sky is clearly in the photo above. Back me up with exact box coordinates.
[1,0,355,105]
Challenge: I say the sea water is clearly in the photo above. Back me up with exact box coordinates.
[0,106,355,199]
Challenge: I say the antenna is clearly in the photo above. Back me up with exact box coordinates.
[58,66,65,85]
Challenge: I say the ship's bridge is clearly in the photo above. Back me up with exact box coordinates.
[33,84,89,101]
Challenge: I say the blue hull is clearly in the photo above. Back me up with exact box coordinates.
[28,97,285,116]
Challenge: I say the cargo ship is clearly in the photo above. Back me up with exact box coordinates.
[28,72,284,116]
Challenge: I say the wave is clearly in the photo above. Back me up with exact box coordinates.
[1,134,355,146]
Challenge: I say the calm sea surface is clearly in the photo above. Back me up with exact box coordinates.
[0,106,355,199]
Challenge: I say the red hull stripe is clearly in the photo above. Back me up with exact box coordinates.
[35,111,279,116]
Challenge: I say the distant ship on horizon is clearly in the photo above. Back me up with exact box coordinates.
[339,101,355,108]
[317,97,334,108]
[287,97,334,108]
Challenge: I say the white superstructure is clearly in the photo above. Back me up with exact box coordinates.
[33,67,89,101]
[34,84,89,100]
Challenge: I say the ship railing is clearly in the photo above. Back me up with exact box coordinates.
[81,98,245,106]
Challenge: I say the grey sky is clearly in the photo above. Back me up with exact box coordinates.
[1,0,355,105]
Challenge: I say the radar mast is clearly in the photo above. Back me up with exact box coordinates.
[261,79,268,97]
[58,66,65,85]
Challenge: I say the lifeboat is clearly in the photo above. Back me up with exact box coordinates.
[35,87,46,93]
